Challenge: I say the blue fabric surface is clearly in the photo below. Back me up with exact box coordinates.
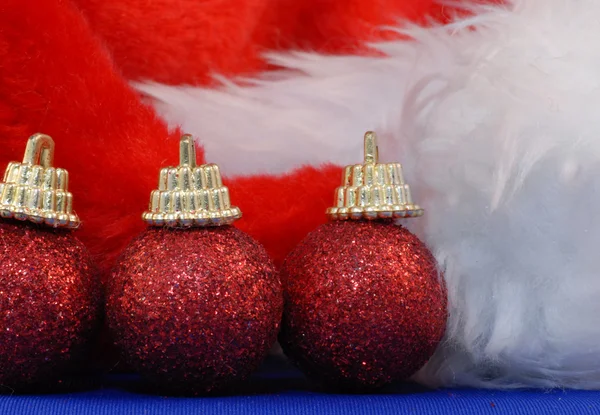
[1,361,599,415]
[2,385,600,415]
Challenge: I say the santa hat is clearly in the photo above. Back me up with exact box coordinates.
[0,0,457,273]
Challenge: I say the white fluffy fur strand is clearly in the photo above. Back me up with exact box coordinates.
[136,0,600,389]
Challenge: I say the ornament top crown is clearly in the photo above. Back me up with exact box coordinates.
[143,134,241,227]
[326,131,423,221]
[0,133,80,229]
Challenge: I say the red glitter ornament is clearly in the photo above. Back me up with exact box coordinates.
[106,135,282,394]
[279,132,447,392]
[0,134,101,390]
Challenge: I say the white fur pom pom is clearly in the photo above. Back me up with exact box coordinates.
[401,1,600,389]
[137,0,600,389]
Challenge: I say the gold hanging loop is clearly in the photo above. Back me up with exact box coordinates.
[179,134,197,168]
[22,133,55,168]
[363,131,379,164]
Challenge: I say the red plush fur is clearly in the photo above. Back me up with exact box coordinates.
[0,0,186,275]
[229,165,342,268]
[73,0,452,84]
[73,0,271,85]
[258,0,446,54]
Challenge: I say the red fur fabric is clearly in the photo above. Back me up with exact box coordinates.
[230,165,342,268]
[0,0,184,274]
[0,0,453,275]
[74,0,449,84]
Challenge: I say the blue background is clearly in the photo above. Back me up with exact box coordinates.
[1,358,599,415]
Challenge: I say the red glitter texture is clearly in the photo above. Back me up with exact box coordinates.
[0,221,102,390]
[279,221,447,392]
[107,226,283,394]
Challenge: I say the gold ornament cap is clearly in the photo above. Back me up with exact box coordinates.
[0,133,80,229]
[326,131,423,221]
[143,134,242,227]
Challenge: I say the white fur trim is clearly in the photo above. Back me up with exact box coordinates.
[134,53,421,175]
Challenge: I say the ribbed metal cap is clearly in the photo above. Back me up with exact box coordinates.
[0,133,80,228]
[142,134,242,227]
[326,131,423,221]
